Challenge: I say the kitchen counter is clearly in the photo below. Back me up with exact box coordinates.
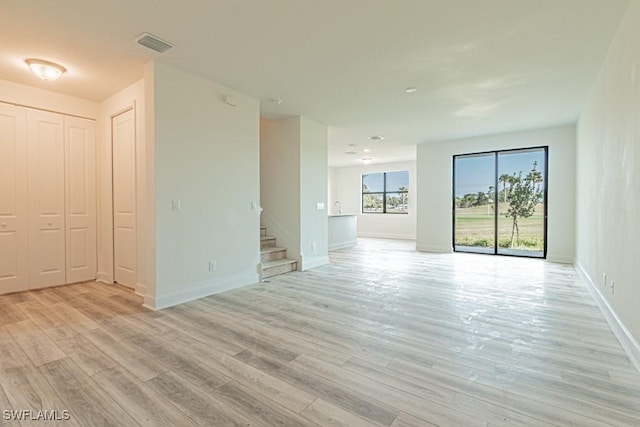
[328,214,357,251]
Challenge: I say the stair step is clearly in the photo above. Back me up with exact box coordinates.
[262,259,297,279]
[260,226,267,237]
[260,246,287,262]
[260,236,276,249]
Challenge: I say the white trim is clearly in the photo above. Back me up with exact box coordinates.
[135,282,146,297]
[143,271,259,311]
[96,272,112,284]
[300,255,329,271]
[328,240,357,251]
[416,245,453,253]
[575,261,640,373]
[358,232,416,240]
[546,254,574,264]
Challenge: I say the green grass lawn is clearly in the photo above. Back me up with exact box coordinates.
[455,203,544,250]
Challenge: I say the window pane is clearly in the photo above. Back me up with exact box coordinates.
[386,171,409,192]
[362,173,384,193]
[386,192,408,213]
[363,193,383,212]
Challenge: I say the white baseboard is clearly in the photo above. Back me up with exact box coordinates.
[328,240,357,251]
[135,282,146,297]
[301,255,330,271]
[416,244,453,253]
[357,232,416,240]
[546,254,574,264]
[96,272,112,284]
[575,261,640,372]
[144,271,259,311]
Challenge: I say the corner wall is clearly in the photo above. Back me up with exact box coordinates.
[331,160,417,240]
[576,1,640,366]
[416,124,576,263]
[146,61,261,309]
[260,116,329,270]
[97,80,146,296]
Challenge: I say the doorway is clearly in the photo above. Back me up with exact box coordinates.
[453,147,547,258]
[112,108,136,287]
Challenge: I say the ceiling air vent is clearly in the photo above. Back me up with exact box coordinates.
[135,33,173,53]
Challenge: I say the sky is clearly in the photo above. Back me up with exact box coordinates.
[363,170,409,192]
[454,149,545,197]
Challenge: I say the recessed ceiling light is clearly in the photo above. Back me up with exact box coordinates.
[344,151,357,155]
[348,143,358,147]
[369,135,384,141]
[363,148,371,153]
[361,157,374,164]
[25,58,66,82]
[405,87,417,93]
[269,98,283,105]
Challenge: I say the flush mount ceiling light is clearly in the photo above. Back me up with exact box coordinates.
[369,135,384,141]
[405,87,418,93]
[361,157,374,164]
[25,58,66,82]
[348,143,358,147]
[344,151,357,155]
[363,148,371,153]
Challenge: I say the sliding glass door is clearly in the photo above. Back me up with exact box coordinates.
[453,147,547,258]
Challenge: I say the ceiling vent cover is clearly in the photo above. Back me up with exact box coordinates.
[135,33,173,53]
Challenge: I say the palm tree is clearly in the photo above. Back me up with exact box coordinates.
[499,174,510,203]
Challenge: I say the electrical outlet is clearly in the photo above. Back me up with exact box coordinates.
[610,279,615,294]
[311,242,317,253]
[209,260,217,272]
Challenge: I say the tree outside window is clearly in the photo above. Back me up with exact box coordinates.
[362,171,409,214]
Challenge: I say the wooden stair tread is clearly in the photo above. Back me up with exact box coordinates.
[260,236,276,241]
[260,246,287,254]
[262,258,297,269]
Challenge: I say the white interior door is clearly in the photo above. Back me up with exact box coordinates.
[0,103,28,294]
[112,109,136,287]
[28,109,66,288]
[65,116,97,283]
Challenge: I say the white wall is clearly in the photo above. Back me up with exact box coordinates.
[332,160,417,240]
[260,116,329,270]
[146,61,261,309]
[576,1,640,362]
[416,125,576,263]
[97,80,146,296]
[299,117,329,269]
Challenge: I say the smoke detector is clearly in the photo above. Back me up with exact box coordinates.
[135,33,173,53]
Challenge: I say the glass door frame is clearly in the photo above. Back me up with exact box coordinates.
[452,146,548,259]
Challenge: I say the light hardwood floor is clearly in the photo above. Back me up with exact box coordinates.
[1,238,639,426]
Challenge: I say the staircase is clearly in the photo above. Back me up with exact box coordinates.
[260,225,297,279]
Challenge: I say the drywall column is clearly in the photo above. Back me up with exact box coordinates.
[260,116,329,270]
[145,61,261,310]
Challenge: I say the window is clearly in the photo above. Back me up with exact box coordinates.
[362,171,409,214]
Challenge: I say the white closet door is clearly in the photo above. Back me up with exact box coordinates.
[112,109,136,287]
[65,116,96,283]
[28,108,66,289]
[0,103,28,294]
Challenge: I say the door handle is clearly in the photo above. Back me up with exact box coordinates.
[47,221,53,226]
[1,222,6,228]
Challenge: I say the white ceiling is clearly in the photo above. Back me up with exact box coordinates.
[0,0,630,167]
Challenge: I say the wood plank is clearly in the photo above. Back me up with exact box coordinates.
[213,380,319,426]
[54,335,116,377]
[301,398,379,427]
[186,341,316,413]
[39,358,138,426]
[5,320,66,367]
[146,371,257,426]
[93,366,198,427]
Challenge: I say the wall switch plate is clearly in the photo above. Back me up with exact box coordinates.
[209,260,216,272]
[316,202,325,210]
[603,273,607,287]
[610,279,615,294]
[171,200,181,212]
